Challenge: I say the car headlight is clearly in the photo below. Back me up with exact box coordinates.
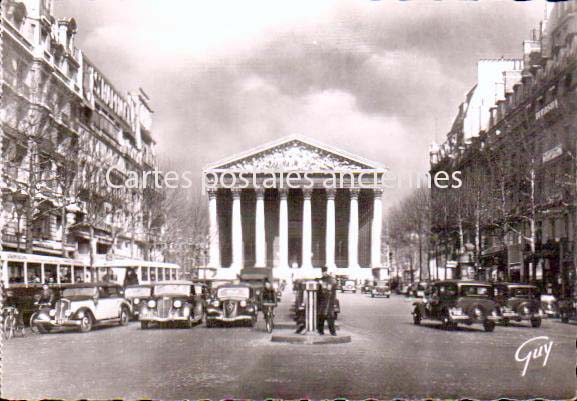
[173,300,182,308]
[49,310,56,317]
[65,310,72,317]
[240,300,247,307]
[211,300,220,307]
[522,306,530,315]
[492,309,500,317]
[147,300,156,308]
[133,298,140,305]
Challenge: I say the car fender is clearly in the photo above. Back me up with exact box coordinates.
[72,306,95,321]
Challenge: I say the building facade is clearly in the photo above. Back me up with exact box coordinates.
[203,135,386,281]
[0,0,164,282]
[429,1,577,298]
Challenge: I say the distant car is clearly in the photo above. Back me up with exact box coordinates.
[558,296,577,324]
[413,282,429,298]
[124,284,152,320]
[30,283,131,333]
[206,284,258,327]
[341,280,357,293]
[139,281,202,329]
[371,280,391,298]
[412,280,502,332]
[361,280,373,294]
[540,294,559,318]
[493,283,544,328]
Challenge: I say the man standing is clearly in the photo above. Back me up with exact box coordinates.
[317,267,337,336]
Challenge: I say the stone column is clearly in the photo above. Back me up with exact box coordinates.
[302,188,313,270]
[371,188,384,268]
[348,188,360,271]
[255,188,266,267]
[278,189,289,274]
[207,188,220,268]
[325,189,336,272]
[231,188,243,271]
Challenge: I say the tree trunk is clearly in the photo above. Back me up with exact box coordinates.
[25,138,35,254]
[61,206,68,257]
[89,225,96,282]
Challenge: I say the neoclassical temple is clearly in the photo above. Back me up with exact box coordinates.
[203,135,386,280]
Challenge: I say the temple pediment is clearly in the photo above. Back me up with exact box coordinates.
[205,135,384,172]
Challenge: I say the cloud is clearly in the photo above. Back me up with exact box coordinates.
[55,0,545,205]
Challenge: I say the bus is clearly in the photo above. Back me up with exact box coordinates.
[0,251,181,288]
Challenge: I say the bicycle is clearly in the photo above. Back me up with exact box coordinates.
[262,302,276,333]
[2,306,25,340]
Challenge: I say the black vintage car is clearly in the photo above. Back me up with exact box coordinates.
[205,284,258,327]
[558,296,577,323]
[371,280,391,298]
[139,281,202,329]
[412,280,502,332]
[123,284,152,320]
[361,279,374,294]
[493,283,544,327]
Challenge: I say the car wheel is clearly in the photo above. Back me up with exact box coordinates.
[79,312,94,333]
[141,321,148,330]
[413,309,421,325]
[530,318,541,328]
[250,316,257,328]
[3,315,15,340]
[119,307,129,326]
[371,294,375,298]
[560,312,569,323]
[483,321,495,332]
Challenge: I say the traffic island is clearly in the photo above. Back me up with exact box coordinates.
[271,330,352,345]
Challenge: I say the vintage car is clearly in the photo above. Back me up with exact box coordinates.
[124,284,153,320]
[139,281,202,329]
[30,283,131,333]
[412,282,429,298]
[205,284,258,327]
[558,296,577,323]
[371,280,391,298]
[412,280,502,332]
[361,279,374,294]
[540,294,559,318]
[341,279,357,293]
[493,283,544,327]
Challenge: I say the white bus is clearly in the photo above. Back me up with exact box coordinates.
[0,251,181,288]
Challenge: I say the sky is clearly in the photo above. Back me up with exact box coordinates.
[55,0,545,206]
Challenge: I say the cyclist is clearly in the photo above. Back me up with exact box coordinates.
[261,278,277,332]
[36,284,55,305]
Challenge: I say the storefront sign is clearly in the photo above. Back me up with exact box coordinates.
[535,98,558,120]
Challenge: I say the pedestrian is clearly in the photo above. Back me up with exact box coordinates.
[294,281,306,334]
[317,267,337,336]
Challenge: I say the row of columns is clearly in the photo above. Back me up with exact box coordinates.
[208,188,383,274]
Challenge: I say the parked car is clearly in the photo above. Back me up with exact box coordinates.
[139,281,202,329]
[493,283,544,327]
[558,296,577,323]
[412,280,502,332]
[124,284,152,320]
[205,284,258,327]
[30,283,131,333]
[540,294,559,318]
[371,280,391,298]
[341,279,357,293]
